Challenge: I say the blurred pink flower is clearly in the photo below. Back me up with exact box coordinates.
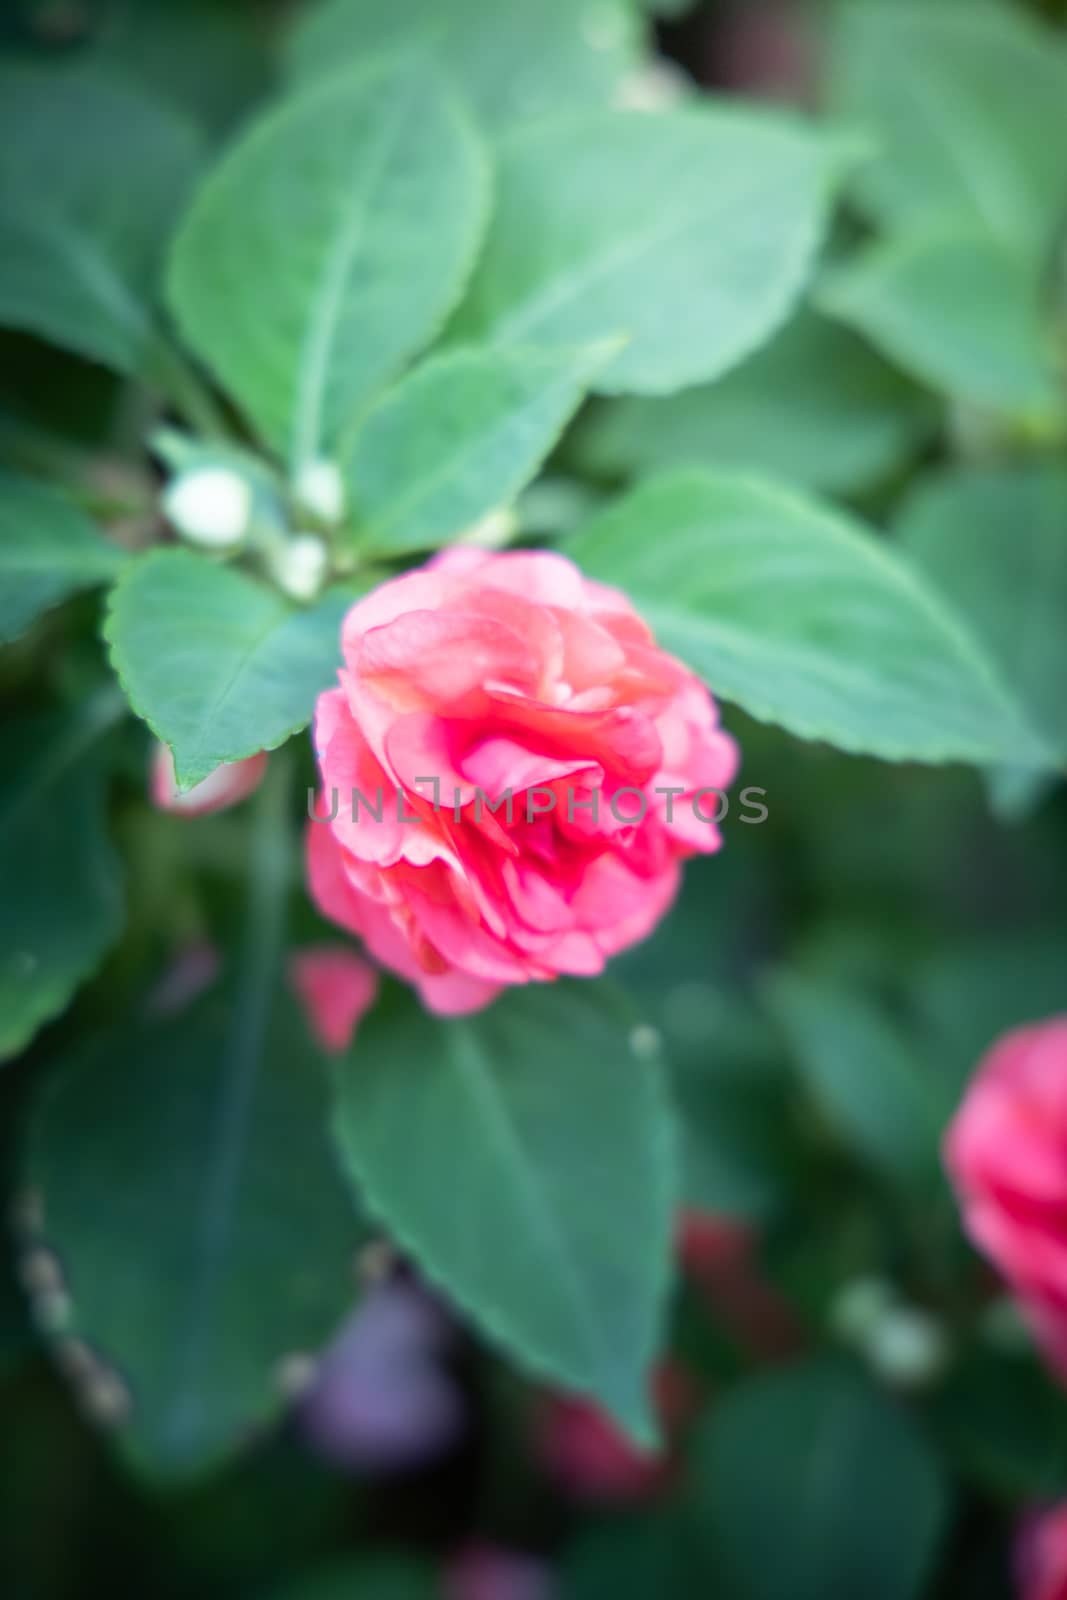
[444,1544,556,1600]
[307,547,737,1015]
[298,1280,463,1472]
[150,743,267,816]
[1016,1502,1067,1600]
[677,1210,752,1277]
[678,1210,801,1359]
[536,1364,697,1504]
[289,946,378,1054]
[945,1018,1067,1383]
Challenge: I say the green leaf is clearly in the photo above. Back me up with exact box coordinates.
[691,1358,950,1600]
[447,106,839,396]
[105,550,359,791]
[571,306,935,495]
[167,56,489,476]
[568,470,1048,766]
[830,0,1067,253]
[0,1268,31,1378]
[910,929,1067,1102]
[0,688,126,1062]
[332,981,678,1443]
[565,1516,695,1600]
[346,343,608,556]
[664,1006,792,1228]
[675,1051,792,1222]
[0,63,204,372]
[819,226,1060,423]
[930,1349,1067,1499]
[31,991,363,1477]
[610,855,792,1221]
[0,471,127,644]
[287,0,641,131]
[0,690,125,1063]
[93,0,273,136]
[266,1557,441,1600]
[765,974,950,1189]
[895,465,1067,766]
[27,763,365,1477]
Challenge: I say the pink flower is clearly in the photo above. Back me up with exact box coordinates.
[677,1210,802,1359]
[306,548,737,1015]
[150,743,267,816]
[444,1545,556,1600]
[536,1364,697,1504]
[1016,1503,1067,1600]
[289,946,378,1054]
[677,1210,753,1277]
[944,1017,1067,1382]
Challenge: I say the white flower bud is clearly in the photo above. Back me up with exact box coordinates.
[614,61,689,113]
[271,534,329,603]
[629,1023,662,1061]
[828,1276,895,1346]
[163,466,252,548]
[463,507,519,549]
[294,458,345,525]
[864,1307,950,1391]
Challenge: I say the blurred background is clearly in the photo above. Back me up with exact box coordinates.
[2,2,1067,1597]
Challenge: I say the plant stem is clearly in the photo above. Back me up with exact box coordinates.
[145,332,231,442]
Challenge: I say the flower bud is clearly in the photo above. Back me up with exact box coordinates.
[150,743,267,816]
[146,941,220,1016]
[864,1306,950,1391]
[828,1276,895,1347]
[462,506,519,549]
[163,465,252,549]
[294,458,345,525]
[270,533,329,602]
[614,60,688,112]
[289,946,378,1055]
